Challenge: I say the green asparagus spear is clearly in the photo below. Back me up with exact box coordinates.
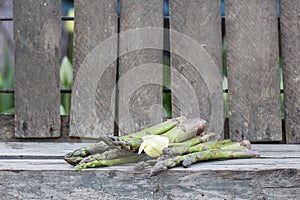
[79,149,134,164]
[220,140,251,150]
[134,159,158,170]
[164,139,232,155]
[64,141,110,166]
[167,132,216,147]
[182,149,259,168]
[122,117,184,140]
[64,156,85,166]
[150,149,260,176]
[75,155,144,170]
[162,118,206,143]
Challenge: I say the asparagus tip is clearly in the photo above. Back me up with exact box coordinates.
[240,140,251,149]
[182,156,193,168]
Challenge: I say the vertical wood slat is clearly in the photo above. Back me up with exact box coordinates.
[69,0,118,138]
[280,1,300,143]
[13,0,61,138]
[170,0,223,137]
[226,0,281,141]
[118,0,164,135]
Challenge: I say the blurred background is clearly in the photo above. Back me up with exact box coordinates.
[0,0,75,115]
[0,0,283,120]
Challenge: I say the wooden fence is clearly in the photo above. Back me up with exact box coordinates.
[0,0,299,144]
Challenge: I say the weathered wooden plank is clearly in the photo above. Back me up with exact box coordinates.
[280,0,300,143]
[2,149,300,159]
[0,115,96,142]
[0,142,91,158]
[13,0,61,138]
[1,142,300,159]
[118,0,164,135]
[254,144,300,152]
[0,115,100,142]
[226,0,281,142]
[70,0,118,138]
[1,142,300,198]
[1,158,300,171]
[169,0,223,138]
[0,114,14,141]
[258,152,300,158]
[1,160,300,199]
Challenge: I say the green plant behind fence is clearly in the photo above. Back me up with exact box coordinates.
[0,21,286,121]
[0,41,14,114]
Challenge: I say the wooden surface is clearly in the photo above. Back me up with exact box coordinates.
[1,163,299,200]
[226,0,282,142]
[13,0,61,138]
[169,0,223,137]
[1,142,300,159]
[118,0,164,135]
[0,115,14,141]
[0,115,100,142]
[70,0,118,138]
[0,142,300,199]
[0,142,93,158]
[280,1,300,143]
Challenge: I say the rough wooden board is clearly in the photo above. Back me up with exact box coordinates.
[226,0,282,142]
[0,115,14,141]
[0,160,300,199]
[254,144,300,152]
[118,0,164,135]
[280,0,300,143]
[1,158,300,171]
[70,0,118,138]
[0,115,96,142]
[1,142,300,158]
[1,142,300,199]
[0,142,92,158]
[13,0,61,138]
[169,0,223,137]
[257,152,300,158]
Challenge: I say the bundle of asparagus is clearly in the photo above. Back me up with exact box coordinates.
[64,117,260,176]
[64,117,184,165]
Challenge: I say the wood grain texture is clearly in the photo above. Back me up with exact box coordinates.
[0,142,91,158]
[13,0,61,138]
[70,0,118,138]
[0,115,100,142]
[169,0,223,137]
[280,0,300,143]
[1,142,300,199]
[226,0,282,142]
[1,142,300,159]
[118,0,164,135]
[0,115,14,141]
[0,160,300,199]
[2,158,300,170]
